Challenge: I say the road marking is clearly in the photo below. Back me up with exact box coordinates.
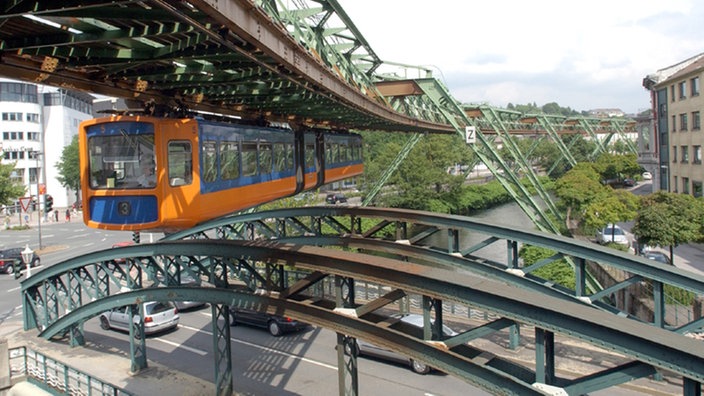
[68,233,90,239]
[152,337,208,356]
[7,287,20,293]
[179,324,338,370]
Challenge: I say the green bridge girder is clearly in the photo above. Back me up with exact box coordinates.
[20,207,704,396]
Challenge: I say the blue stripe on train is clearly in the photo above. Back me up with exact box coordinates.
[89,196,158,225]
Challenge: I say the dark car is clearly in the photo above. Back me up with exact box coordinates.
[643,251,672,265]
[346,313,458,374]
[0,247,40,274]
[622,178,636,187]
[325,193,347,204]
[229,306,308,336]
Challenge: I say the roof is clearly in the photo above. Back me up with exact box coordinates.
[643,52,704,90]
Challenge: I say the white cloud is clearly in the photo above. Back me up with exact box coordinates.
[338,0,704,113]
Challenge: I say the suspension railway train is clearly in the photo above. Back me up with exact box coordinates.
[79,115,363,232]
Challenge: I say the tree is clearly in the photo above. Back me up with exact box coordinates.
[554,165,605,226]
[0,162,28,205]
[632,191,704,264]
[55,135,81,202]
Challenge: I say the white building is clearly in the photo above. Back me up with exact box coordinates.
[0,78,94,210]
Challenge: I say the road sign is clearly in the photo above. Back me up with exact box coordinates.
[19,197,31,212]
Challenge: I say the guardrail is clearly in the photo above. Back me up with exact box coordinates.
[7,346,132,396]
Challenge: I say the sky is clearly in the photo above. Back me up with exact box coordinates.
[337,0,704,114]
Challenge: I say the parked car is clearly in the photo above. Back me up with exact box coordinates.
[229,305,308,336]
[155,272,207,310]
[642,171,652,180]
[111,241,135,264]
[346,313,458,374]
[0,247,40,274]
[325,193,347,204]
[622,178,636,187]
[643,251,672,265]
[99,301,179,338]
[596,224,629,247]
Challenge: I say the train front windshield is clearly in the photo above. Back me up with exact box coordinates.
[87,129,156,189]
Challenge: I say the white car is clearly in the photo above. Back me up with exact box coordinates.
[596,224,629,247]
[346,314,457,374]
[99,301,179,338]
[642,171,652,180]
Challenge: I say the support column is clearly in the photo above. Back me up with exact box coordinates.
[535,328,555,385]
[128,304,147,373]
[335,275,358,396]
[212,303,232,396]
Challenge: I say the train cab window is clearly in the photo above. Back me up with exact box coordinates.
[242,142,258,176]
[168,141,192,186]
[87,131,155,189]
[202,141,217,182]
[220,141,239,180]
[259,143,273,174]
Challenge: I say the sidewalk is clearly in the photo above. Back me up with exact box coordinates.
[0,320,214,396]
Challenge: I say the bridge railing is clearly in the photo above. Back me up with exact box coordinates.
[7,346,131,396]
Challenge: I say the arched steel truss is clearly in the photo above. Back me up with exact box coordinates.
[20,207,704,395]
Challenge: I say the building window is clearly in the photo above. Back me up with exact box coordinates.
[694,111,702,131]
[3,151,25,160]
[673,146,678,162]
[692,77,700,97]
[2,112,22,121]
[680,113,689,131]
[25,113,39,123]
[673,176,678,192]
[671,85,676,102]
[694,181,703,198]
[683,177,690,194]
[682,145,689,163]
[0,82,38,103]
[29,167,38,184]
[9,168,23,183]
[679,81,687,99]
[2,132,24,140]
[695,145,703,164]
[672,115,677,131]
[26,132,39,141]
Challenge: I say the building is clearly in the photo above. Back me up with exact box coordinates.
[0,78,94,211]
[643,53,704,197]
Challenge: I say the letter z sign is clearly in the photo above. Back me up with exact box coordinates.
[465,126,476,144]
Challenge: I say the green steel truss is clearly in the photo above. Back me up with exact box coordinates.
[20,207,704,395]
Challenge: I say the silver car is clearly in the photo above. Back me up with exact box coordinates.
[347,314,458,374]
[99,301,179,338]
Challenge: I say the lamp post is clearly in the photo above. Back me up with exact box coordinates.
[22,244,33,278]
[31,150,42,249]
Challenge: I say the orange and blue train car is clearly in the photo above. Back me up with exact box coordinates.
[79,115,363,232]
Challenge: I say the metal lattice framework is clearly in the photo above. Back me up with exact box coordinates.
[20,207,704,396]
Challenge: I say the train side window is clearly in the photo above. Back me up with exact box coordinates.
[273,143,287,172]
[201,141,217,182]
[220,141,239,180]
[242,142,258,176]
[305,143,315,170]
[285,143,294,170]
[325,142,333,164]
[168,141,192,186]
[332,143,340,163]
[259,143,272,174]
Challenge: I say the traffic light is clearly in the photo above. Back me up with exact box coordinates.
[45,194,53,213]
[132,231,140,244]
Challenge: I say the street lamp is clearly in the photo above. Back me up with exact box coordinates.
[30,150,43,249]
[22,244,33,278]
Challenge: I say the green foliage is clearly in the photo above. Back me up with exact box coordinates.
[519,245,575,289]
[664,285,695,305]
[632,191,704,254]
[0,162,27,205]
[55,135,81,195]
